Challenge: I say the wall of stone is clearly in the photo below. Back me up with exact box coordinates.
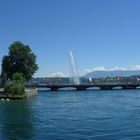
[25,88,37,97]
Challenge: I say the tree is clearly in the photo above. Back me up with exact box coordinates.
[1,41,38,81]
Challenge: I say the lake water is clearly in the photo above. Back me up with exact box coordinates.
[1,89,140,140]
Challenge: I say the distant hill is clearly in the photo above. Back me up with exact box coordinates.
[85,70,140,78]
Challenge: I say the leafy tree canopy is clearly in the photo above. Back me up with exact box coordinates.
[1,41,38,81]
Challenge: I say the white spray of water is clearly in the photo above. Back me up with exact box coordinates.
[69,50,80,85]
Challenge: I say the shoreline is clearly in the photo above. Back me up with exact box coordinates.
[0,88,37,99]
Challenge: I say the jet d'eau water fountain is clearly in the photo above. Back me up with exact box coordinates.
[69,50,80,85]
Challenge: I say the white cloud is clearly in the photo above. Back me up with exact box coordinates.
[109,66,127,71]
[47,72,65,77]
[81,66,105,76]
[133,65,140,70]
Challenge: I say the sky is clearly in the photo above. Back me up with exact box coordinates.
[0,0,140,77]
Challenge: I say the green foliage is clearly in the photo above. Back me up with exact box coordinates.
[4,72,26,96]
[4,82,25,96]
[12,72,25,83]
[1,41,38,81]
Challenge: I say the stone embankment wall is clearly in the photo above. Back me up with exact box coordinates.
[25,88,37,97]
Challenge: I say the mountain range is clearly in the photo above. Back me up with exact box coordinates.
[85,70,140,78]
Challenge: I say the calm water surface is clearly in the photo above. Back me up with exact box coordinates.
[1,89,140,140]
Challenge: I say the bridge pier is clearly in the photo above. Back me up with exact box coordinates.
[100,86,113,90]
[50,87,58,91]
[76,87,87,91]
[122,85,137,89]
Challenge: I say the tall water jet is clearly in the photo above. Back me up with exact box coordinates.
[69,50,80,85]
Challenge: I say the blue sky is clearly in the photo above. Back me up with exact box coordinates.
[0,0,140,77]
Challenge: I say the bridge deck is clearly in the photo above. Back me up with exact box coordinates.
[27,83,140,91]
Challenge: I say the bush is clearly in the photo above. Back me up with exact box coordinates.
[4,72,26,96]
[4,82,25,96]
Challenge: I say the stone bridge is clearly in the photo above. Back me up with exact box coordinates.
[27,83,140,91]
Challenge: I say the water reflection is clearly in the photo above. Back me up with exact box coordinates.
[1,99,35,140]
